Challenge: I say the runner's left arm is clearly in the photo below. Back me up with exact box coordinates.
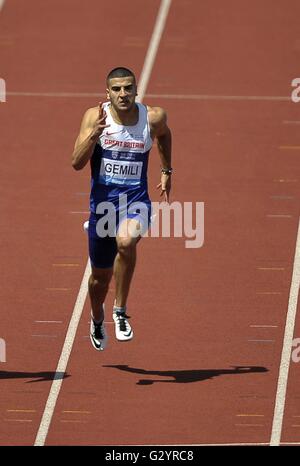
[149,107,172,202]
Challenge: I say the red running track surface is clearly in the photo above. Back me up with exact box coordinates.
[0,0,299,446]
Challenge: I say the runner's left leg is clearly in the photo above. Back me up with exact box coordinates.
[89,266,113,322]
[113,218,142,308]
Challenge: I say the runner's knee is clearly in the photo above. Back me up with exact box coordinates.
[89,271,111,292]
[117,237,136,256]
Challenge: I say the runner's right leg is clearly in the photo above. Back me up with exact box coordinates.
[87,212,118,350]
[88,266,113,351]
[88,266,113,322]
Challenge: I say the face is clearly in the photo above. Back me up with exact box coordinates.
[106,76,137,112]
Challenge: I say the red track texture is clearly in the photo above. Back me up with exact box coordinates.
[0,0,299,446]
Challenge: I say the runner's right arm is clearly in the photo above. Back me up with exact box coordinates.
[71,103,109,171]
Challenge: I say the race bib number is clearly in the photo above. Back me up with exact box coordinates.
[99,158,143,186]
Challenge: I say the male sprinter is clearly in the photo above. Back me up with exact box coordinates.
[72,67,172,351]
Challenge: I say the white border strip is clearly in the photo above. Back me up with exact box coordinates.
[109,441,300,446]
[270,218,300,445]
[34,0,172,447]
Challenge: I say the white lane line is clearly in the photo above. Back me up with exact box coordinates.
[4,419,33,423]
[59,419,89,423]
[45,288,71,291]
[270,195,294,200]
[257,267,285,270]
[137,0,172,100]
[34,0,171,447]
[234,424,264,427]
[32,335,58,338]
[6,91,107,97]
[273,179,298,183]
[279,145,300,150]
[62,410,90,414]
[52,264,79,267]
[69,211,90,214]
[6,91,291,102]
[34,261,91,445]
[35,321,63,323]
[0,0,5,11]
[270,218,300,446]
[247,339,275,343]
[250,325,278,328]
[267,214,293,218]
[7,409,36,413]
[147,94,290,101]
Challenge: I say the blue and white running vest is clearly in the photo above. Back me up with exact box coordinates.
[90,102,153,214]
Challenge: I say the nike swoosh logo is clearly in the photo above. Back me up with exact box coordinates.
[90,334,105,350]
[106,128,127,136]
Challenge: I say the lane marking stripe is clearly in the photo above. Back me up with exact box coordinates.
[69,211,90,214]
[266,215,293,218]
[7,409,36,413]
[248,339,275,342]
[34,261,91,445]
[257,267,285,270]
[52,264,80,267]
[273,179,298,183]
[270,196,294,200]
[250,325,278,328]
[34,0,171,447]
[35,321,63,323]
[137,0,172,100]
[60,420,88,423]
[6,91,291,101]
[62,410,90,414]
[32,335,58,338]
[46,288,71,291]
[270,218,300,445]
[234,424,264,427]
[4,419,33,423]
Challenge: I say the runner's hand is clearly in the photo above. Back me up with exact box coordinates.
[157,173,171,203]
[91,102,110,139]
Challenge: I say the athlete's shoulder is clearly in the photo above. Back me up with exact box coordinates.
[84,105,98,120]
[147,106,168,137]
[80,106,99,130]
[147,106,167,125]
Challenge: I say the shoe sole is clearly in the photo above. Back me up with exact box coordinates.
[112,315,134,341]
[89,333,108,351]
[116,331,134,342]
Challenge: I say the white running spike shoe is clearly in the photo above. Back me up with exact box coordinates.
[113,310,133,341]
[90,317,108,351]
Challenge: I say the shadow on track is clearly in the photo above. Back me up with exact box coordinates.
[0,370,70,383]
[103,365,268,385]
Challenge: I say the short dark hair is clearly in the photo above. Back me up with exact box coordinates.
[106,67,136,86]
